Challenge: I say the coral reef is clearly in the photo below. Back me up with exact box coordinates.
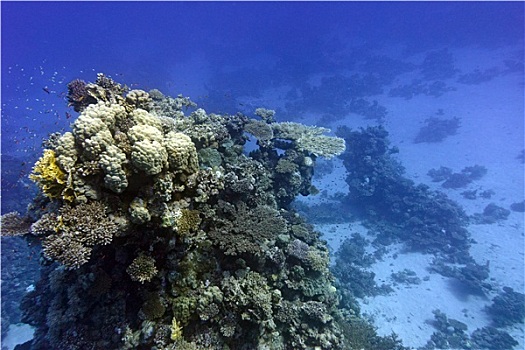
[510,200,525,212]
[13,75,410,350]
[430,260,492,295]
[389,79,456,99]
[421,309,518,350]
[486,287,525,327]
[428,164,487,188]
[457,67,501,85]
[420,48,458,81]
[390,269,422,286]
[284,73,388,119]
[331,233,393,298]
[471,203,510,224]
[336,125,471,263]
[414,116,461,143]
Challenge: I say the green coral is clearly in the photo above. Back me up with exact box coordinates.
[141,292,166,320]
[176,209,201,235]
[197,147,222,168]
[275,158,300,174]
[129,197,151,224]
[127,253,158,283]
[221,270,275,328]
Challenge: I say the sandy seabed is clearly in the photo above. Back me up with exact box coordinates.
[308,45,524,349]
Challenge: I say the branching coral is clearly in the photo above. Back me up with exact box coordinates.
[127,254,158,283]
[33,201,118,268]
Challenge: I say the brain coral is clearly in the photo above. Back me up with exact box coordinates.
[164,131,199,175]
[51,94,200,195]
[128,124,168,175]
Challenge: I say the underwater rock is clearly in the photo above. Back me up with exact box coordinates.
[486,287,525,327]
[471,203,511,224]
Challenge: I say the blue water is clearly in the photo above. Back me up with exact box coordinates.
[1,2,524,349]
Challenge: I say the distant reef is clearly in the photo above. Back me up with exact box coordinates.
[336,125,471,263]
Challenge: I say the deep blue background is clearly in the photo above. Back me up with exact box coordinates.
[3,2,523,90]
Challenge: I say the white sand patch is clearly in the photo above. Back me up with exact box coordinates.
[358,247,493,348]
[316,222,368,257]
[2,323,34,350]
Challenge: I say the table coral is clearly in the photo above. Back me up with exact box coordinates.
[272,121,346,158]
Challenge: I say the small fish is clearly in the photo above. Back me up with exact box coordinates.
[43,87,50,94]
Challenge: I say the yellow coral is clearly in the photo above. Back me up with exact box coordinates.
[176,209,201,235]
[170,317,183,341]
[29,149,75,202]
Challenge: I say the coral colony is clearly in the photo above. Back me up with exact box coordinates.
[2,74,358,349]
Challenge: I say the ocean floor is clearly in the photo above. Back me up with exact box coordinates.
[301,44,524,349]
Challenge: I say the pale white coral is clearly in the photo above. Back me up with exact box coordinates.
[130,108,163,130]
[164,132,198,175]
[99,145,129,193]
[128,125,163,144]
[73,114,108,145]
[127,123,168,175]
[72,102,126,160]
[73,102,126,140]
[54,132,78,172]
[129,197,151,224]
[296,134,346,159]
[126,90,152,110]
[82,129,114,160]
[131,139,168,175]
